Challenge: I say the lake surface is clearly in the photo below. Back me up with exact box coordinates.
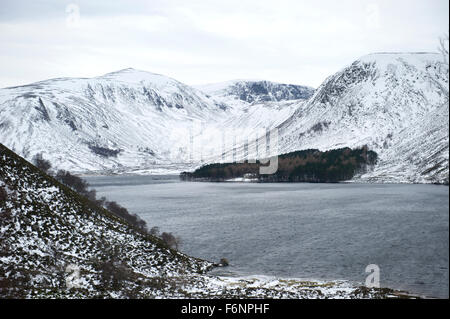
[85,175,449,298]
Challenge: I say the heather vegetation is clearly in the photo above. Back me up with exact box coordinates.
[0,143,212,298]
[181,146,377,183]
[0,186,6,203]
[31,153,180,250]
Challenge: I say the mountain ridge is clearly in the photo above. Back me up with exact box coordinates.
[274,52,448,183]
[0,68,302,174]
[0,51,448,183]
[196,79,315,105]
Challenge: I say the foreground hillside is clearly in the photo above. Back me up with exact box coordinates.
[0,143,213,298]
[0,143,412,298]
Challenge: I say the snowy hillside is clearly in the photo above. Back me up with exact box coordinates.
[0,53,448,183]
[197,80,314,106]
[274,53,449,183]
[0,142,212,298]
[0,70,299,174]
[0,68,223,173]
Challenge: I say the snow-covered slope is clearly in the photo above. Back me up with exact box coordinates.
[197,80,314,106]
[189,80,313,164]
[0,142,212,298]
[0,53,447,183]
[0,68,230,173]
[0,70,301,174]
[275,53,449,183]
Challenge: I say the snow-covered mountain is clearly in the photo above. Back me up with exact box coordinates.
[0,69,299,174]
[0,52,448,183]
[0,68,222,173]
[197,80,314,106]
[274,53,449,183]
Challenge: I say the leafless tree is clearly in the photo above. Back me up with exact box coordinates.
[438,33,449,69]
[149,226,160,237]
[161,232,182,250]
[0,186,6,203]
[433,34,449,101]
[32,153,52,173]
[55,170,89,193]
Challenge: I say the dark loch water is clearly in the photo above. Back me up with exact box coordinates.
[85,175,449,298]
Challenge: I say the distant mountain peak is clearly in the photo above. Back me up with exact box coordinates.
[355,52,441,67]
[196,80,315,104]
[278,51,448,184]
[0,53,447,183]
[363,51,438,56]
[97,68,174,85]
[102,67,154,76]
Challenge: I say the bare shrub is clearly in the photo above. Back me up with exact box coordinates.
[0,187,6,203]
[149,226,160,237]
[55,170,88,194]
[96,260,130,290]
[32,153,51,173]
[219,258,229,267]
[105,201,147,233]
[161,232,182,250]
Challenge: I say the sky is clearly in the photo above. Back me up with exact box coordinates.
[0,0,448,88]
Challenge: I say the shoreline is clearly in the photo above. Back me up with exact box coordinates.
[181,270,430,299]
[80,172,448,186]
[204,263,442,299]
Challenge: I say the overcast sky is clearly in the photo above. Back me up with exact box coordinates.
[0,0,448,88]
